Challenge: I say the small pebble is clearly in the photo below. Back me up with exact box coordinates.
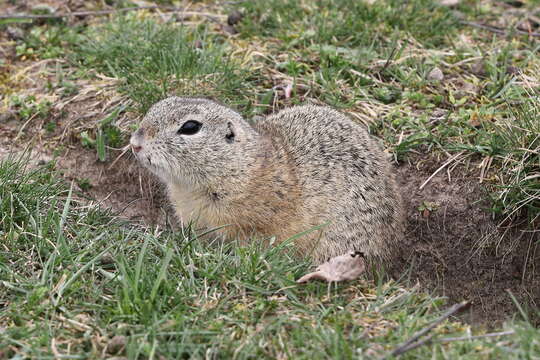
[0,111,16,123]
[6,26,24,41]
[471,61,486,77]
[100,252,115,266]
[427,67,444,81]
[439,0,460,6]
[106,335,127,354]
[193,40,203,49]
[506,66,519,75]
[227,10,243,26]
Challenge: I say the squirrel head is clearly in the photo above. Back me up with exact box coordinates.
[130,97,259,187]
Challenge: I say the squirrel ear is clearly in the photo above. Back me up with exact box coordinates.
[225,122,235,144]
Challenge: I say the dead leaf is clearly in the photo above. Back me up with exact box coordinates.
[297,251,366,283]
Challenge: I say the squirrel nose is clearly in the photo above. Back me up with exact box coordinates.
[132,144,142,153]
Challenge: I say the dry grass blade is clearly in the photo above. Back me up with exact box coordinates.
[440,330,515,343]
[419,151,465,190]
[460,20,540,37]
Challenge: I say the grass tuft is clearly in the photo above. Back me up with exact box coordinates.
[239,0,456,47]
[490,95,540,223]
[75,14,252,113]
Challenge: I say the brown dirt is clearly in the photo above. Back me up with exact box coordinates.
[58,149,169,224]
[396,156,539,327]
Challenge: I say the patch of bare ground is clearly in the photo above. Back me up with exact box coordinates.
[397,155,539,327]
[51,92,173,225]
[59,148,171,226]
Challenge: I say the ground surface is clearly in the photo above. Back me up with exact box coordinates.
[398,157,538,325]
[1,0,539,358]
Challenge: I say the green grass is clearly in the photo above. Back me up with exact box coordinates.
[15,25,83,60]
[9,95,52,122]
[239,0,457,47]
[74,14,254,113]
[1,0,539,356]
[1,158,539,358]
[233,0,457,109]
[489,96,540,222]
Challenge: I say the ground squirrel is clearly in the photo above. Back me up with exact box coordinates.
[130,97,404,264]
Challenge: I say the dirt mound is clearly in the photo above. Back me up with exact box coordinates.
[58,149,169,226]
[397,157,539,326]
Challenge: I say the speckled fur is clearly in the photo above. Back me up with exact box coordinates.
[131,97,405,263]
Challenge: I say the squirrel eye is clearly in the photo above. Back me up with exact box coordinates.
[177,120,202,135]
